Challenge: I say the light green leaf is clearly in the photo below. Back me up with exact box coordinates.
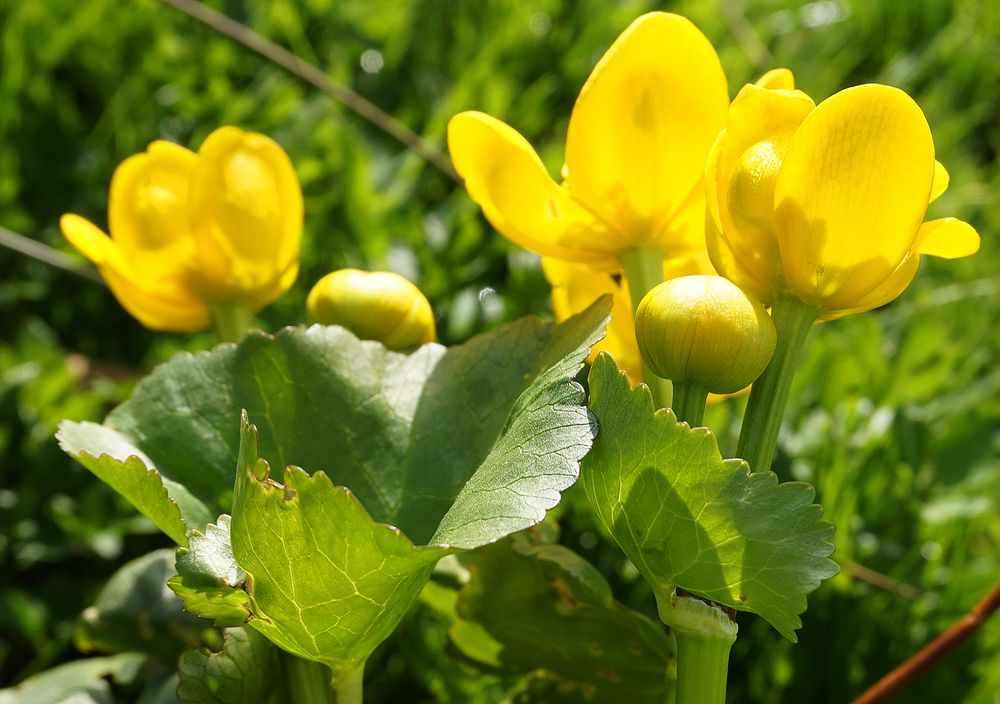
[51,427,211,547]
[169,517,250,628]
[57,299,609,549]
[177,627,284,704]
[231,416,449,675]
[74,549,203,662]
[451,532,675,703]
[582,354,838,641]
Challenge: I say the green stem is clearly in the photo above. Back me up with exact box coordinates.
[211,302,255,343]
[331,661,365,704]
[656,590,738,704]
[736,290,819,472]
[284,653,335,704]
[620,245,672,409]
[672,380,708,427]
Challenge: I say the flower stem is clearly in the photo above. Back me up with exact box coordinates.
[284,652,335,704]
[656,589,738,704]
[736,291,819,471]
[211,303,255,343]
[672,380,708,427]
[620,245,671,409]
[330,661,365,704]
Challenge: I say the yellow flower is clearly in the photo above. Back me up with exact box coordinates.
[543,253,716,382]
[306,269,437,350]
[448,12,729,269]
[706,71,980,320]
[61,127,302,331]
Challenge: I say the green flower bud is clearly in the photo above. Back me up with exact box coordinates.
[306,269,436,350]
[635,275,775,394]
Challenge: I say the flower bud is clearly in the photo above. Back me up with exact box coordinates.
[635,275,775,394]
[306,270,436,350]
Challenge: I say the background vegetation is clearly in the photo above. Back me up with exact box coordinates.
[1,0,997,701]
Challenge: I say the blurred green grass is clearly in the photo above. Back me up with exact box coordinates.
[0,0,997,701]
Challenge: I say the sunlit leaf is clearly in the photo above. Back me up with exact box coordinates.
[582,354,838,641]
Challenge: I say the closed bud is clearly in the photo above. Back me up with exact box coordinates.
[306,270,436,350]
[635,275,775,394]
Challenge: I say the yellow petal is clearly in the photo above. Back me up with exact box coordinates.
[448,112,615,265]
[543,258,643,381]
[930,160,949,203]
[820,255,919,321]
[774,84,935,310]
[107,141,198,282]
[188,126,303,306]
[61,214,211,331]
[564,12,729,250]
[914,217,980,259]
[662,250,717,280]
[755,68,795,90]
[707,84,814,302]
[61,213,115,266]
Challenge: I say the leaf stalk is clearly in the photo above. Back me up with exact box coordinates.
[656,590,738,704]
[284,652,336,704]
[736,291,819,471]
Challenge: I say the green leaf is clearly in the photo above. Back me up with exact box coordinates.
[75,549,203,662]
[52,426,212,547]
[59,301,608,673]
[450,532,674,703]
[0,653,145,704]
[177,627,284,704]
[582,354,838,641]
[231,416,449,675]
[169,517,250,628]
[57,299,609,549]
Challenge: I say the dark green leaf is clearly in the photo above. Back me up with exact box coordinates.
[451,532,674,703]
[177,627,284,704]
[74,549,203,662]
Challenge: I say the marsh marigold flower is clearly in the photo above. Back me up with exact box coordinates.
[448,12,729,270]
[306,269,437,350]
[61,127,302,331]
[706,71,980,319]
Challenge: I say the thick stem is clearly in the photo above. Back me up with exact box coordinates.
[620,245,672,409]
[331,661,365,704]
[736,291,819,471]
[672,380,708,427]
[656,590,738,704]
[284,653,335,704]
[211,302,255,343]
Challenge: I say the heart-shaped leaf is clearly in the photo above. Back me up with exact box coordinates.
[227,415,449,674]
[70,300,608,674]
[58,299,609,551]
[582,354,838,641]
